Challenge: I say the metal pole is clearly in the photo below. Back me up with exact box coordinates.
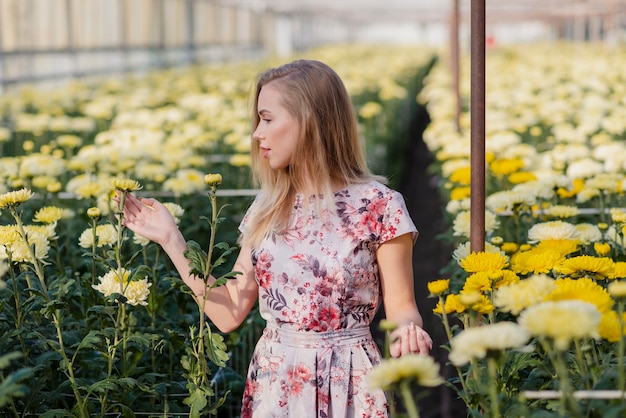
[450,0,461,133]
[470,0,485,253]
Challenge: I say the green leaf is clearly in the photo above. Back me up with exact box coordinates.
[39,409,74,418]
[205,329,229,368]
[183,387,208,417]
[184,240,209,278]
[0,366,33,407]
[75,330,103,352]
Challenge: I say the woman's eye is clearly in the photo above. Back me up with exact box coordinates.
[263,119,271,123]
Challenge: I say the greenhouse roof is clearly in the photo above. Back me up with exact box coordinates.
[219,0,626,22]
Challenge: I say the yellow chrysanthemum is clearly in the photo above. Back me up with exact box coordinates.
[368,355,444,390]
[535,239,580,257]
[433,294,466,315]
[489,158,525,177]
[460,292,494,314]
[557,178,584,199]
[33,206,64,224]
[518,300,601,350]
[450,187,471,201]
[508,171,537,184]
[462,272,493,293]
[460,252,508,273]
[495,269,520,288]
[510,247,564,275]
[427,279,450,295]
[449,166,471,185]
[494,274,556,315]
[552,255,615,279]
[109,178,142,192]
[0,188,34,210]
[594,242,611,256]
[500,242,519,254]
[549,277,614,313]
[448,322,530,366]
[598,310,626,343]
[608,262,626,280]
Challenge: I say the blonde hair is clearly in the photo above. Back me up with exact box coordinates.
[241,60,385,248]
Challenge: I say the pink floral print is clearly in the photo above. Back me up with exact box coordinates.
[239,181,417,417]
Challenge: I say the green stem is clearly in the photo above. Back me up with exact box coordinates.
[439,297,470,400]
[617,300,625,394]
[400,380,420,418]
[547,341,582,418]
[8,260,28,365]
[10,206,87,416]
[487,356,500,418]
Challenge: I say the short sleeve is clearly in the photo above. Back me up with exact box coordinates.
[379,189,418,245]
[238,194,261,236]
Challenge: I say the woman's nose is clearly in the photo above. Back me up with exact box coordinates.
[252,125,263,141]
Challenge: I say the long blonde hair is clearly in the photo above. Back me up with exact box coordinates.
[241,59,385,248]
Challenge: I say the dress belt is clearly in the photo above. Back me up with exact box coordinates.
[263,323,373,348]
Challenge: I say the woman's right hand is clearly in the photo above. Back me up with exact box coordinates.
[117,192,178,246]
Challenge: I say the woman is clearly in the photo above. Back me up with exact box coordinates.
[119,59,433,417]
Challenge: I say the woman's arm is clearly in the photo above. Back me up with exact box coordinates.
[120,192,258,333]
[377,233,433,357]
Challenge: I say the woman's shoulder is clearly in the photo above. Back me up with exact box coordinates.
[344,180,402,199]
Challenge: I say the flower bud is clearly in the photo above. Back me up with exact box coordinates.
[204,173,222,187]
[87,207,102,219]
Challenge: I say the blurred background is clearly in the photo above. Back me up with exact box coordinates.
[2,0,626,93]
[2,1,626,417]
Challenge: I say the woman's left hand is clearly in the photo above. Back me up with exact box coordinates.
[389,322,433,357]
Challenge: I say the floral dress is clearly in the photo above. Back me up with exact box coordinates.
[238,181,418,418]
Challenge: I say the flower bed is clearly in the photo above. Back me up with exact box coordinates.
[411,42,626,417]
[0,44,435,416]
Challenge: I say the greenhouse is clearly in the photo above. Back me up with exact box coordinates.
[2,0,626,417]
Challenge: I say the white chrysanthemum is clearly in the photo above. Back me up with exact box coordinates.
[518,300,601,350]
[92,268,151,306]
[576,187,601,204]
[441,158,470,178]
[78,224,118,248]
[448,322,531,366]
[527,221,581,243]
[586,173,624,192]
[18,153,66,178]
[6,231,50,264]
[163,202,185,224]
[544,205,579,219]
[575,223,603,244]
[446,198,471,215]
[368,355,444,390]
[566,158,604,179]
[513,181,555,201]
[452,241,504,263]
[605,226,626,249]
[485,190,536,213]
[132,234,151,247]
[452,210,500,238]
[0,258,9,286]
[494,274,556,315]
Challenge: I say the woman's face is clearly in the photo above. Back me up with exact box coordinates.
[252,83,300,170]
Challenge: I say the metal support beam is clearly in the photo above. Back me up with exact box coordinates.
[470,0,486,253]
